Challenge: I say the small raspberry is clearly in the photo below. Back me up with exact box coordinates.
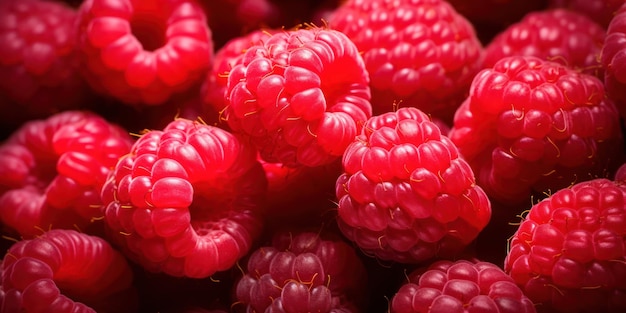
[0,229,136,313]
[75,0,213,106]
[504,178,626,313]
[335,107,491,264]
[550,0,624,28]
[329,0,484,122]
[391,259,536,313]
[601,2,626,119]
[224,27,372,167]
[100,118,267,278]
[0,110,133,238]
[449,55,624,204]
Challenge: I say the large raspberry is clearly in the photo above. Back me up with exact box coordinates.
[75,0,213,106]
[391,259,536,313]
[0,110,133,238]
[449,55,624,205]
[329,0,484,122]
[224,27,372,168]
[0,229,137,313]
[504,178,626,313]
[335,107,491,264]
[550,0,623,29]
[601,2,626,120]
[100,118,267,278]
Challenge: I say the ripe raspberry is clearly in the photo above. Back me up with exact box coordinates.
[483,9,605,78]
[504,178,626,313]
[550,0,623,28]
[601,2,626,120]
[100,118,267,278]
[224,27,372,167]
[335,107,491,264]
[391,259,536,313]
[0,229,136,313]
[329,0,484,122]
[75,0,213,106]
[234,230,368,312]
[0,110,133,238]
[449,55,624,204]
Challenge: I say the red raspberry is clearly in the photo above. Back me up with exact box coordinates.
[75,0,213,106]
[0,229,136,313]
[483,9,605,78]
[449,56,624,204]
[329,0,484,122]
[100,118,267,278]
[504,178,626,313]
[550,0,624,29]
[391,259,536,313]
[0,110,133,238]
[224,27,372,167]
[234,230,368,312]
[335,107,491,264]
[601,2,626,120]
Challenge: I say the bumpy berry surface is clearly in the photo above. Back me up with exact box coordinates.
[550,0,623,28]
[75,0,213,106]
[0,110,133,238]
[449,55,624,204]
[224,27,372,167]
[0,229,136,313]
[504,178,626,313]
[391,259,536,313]
[329,0,484,122]
[601,2,626,120]
[100,118,267,278]
[234,230,368,312]
[335,107,491,263]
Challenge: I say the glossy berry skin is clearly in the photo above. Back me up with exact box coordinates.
[75,0,213,106]
[329,0,484,122]
[449,56,624,204]
[224,27,372,168]
[234,231,368,313]
[0,229,136,313]
[0,110,133,238]
[336,107,491,264]
[601,3,626,120]
[504,178,626,313]
[550,0,623,29]
[100,118,267,279]
[391,259,536,313]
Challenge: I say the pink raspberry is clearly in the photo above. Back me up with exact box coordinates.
[601,2,626,120]
[75,0,213,106]
[100,118,267,278]
[504,178,626,313]
[0,229,137,313]
[329,0,484,122]
[550,0,623,28]
[224,27,372,167]
[391,259,536,313]
[0,110,133,238]
[335,107,491,264]
[449,55,625,204]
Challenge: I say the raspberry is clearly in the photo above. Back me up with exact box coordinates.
[601,2,626,120]
[75,0,213,106]
[449,55,624,204]
[100,118,267,278]
[335,107,491,264]
[234,230,368,312]
[329,0,484,122]
[391,259,536,313]
[550,0,624,28]
[0,110,133,238]
[504,178,626,313]
[224,27,372,167]
[483,9,605,78]
[0,229,136,313]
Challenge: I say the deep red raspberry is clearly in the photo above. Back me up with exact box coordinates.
[224,27,372,168]
[449,55,624,204]
[75,0,213,106]
[550,0,623,29]
[0,110,133,238]
[335,107,491,264]
[483,9,605,78]
[329,0,484,122]
[504,178,626,313]
[100,118,267,278]
[391,259,536,313]
[234,230,368,312]
[601,2,626,120]
[0,229,137,313]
